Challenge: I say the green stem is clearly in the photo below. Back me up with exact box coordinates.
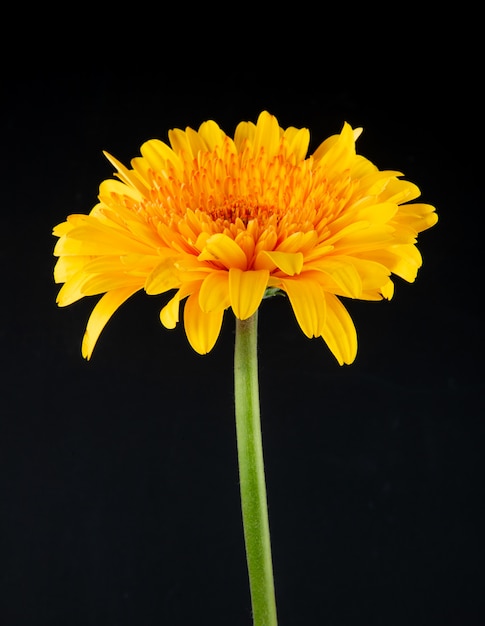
[234,311,278,626]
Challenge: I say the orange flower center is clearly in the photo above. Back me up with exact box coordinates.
[134,143,356,258]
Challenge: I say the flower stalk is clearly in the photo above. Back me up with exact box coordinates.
[234,311,278,626]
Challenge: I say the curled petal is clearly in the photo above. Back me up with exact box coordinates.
[103,151,149,195]
[256,250,304,276]
[81,287,140,360]
[198,233,247,270]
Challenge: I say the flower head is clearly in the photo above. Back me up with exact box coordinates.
[53,111,437,363]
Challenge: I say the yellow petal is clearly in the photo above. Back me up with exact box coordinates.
[360,245,422,283]
[160,291,181,329]
[98,178,143,204]
[81,286,140,359]
[312,122,356,172]
[253,111,281,158]
[53,255,90,284]
[145,258,181,294]
[331,224,395,254]
[160,281,200,328]
[197,120,226,151]
[275,230,318,254]
[344,257,390,292]
[380,279,394,300]
[183,292,224,354]
[229,268,269,320]
[130,155,152,183]
[198,271,230,312]
[257,250,304,276]
[396,202,439,233]
[234,231,256,262]
[283,126,310,162]
[353,202,398,224]
[54,216,156,256]
[184,126,209,156]
[53,220,77,237]
[56,271,88,306]
[312,259,363,298]
[280,277,326,338]
[140,138,178,171]
[389,244,422,282]
[383,178,421,204]
[234,120,256,151]
[320,293,357,365]
[198,233,247,270]
[168,128,194,156]
[81,273,143,296]
[103,151,149,195]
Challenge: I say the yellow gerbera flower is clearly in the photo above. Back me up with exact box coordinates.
[53,111,437,363]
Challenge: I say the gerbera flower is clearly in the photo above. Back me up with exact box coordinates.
[53,111,437,363]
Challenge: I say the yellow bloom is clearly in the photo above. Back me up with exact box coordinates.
[53,111,437,363]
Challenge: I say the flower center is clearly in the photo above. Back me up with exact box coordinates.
[208,196,275,228]
[138,147,356,255]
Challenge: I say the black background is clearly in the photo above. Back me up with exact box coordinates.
[2,8,484,626]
